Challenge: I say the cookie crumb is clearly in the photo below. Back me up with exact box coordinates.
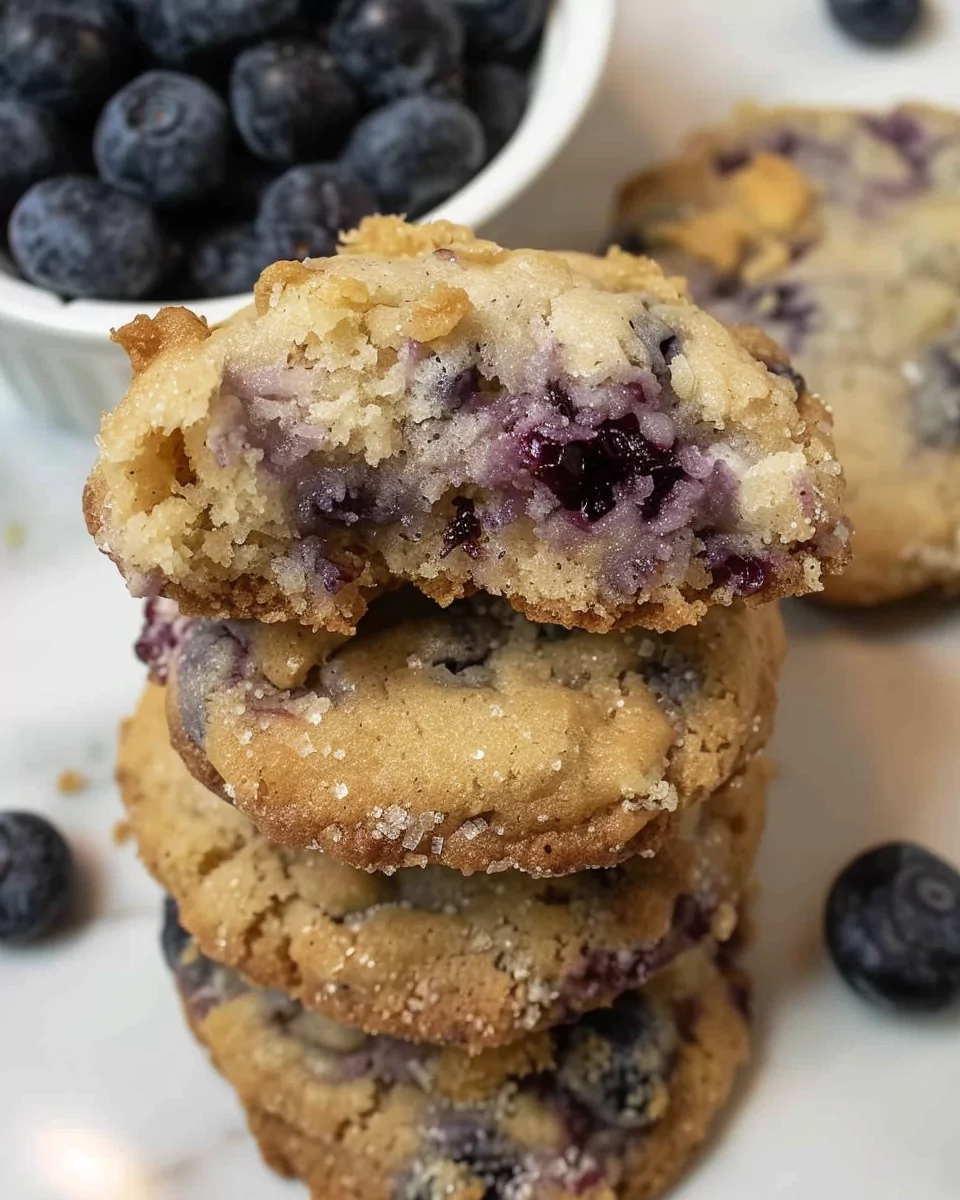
[57,769,89,795]
[113,819,133,845]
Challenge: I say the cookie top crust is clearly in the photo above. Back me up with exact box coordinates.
[170,924,750,1200]
[151,591,783,875]
[86,215,847,634]
[617,103,960,605]
[120,683,766,1049]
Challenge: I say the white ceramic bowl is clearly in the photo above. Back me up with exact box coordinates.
[0,0,615,434]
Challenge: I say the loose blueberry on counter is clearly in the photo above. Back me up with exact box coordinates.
[329,0,465,103]
[0,812,74,944]
[343,94,485,217]
[94,70,229,206]
[0,98,68,218]
[0,0,134,114]
[826,0,923,45]
[555,991,677,1129]
[188,222,283,297]
[466,63,527,159]
[230,41,358,166]
[256,162,377,259]
[450,0,548,59]
[135,0,302,66]
[9,175,169,299]
[825,842,960,1012]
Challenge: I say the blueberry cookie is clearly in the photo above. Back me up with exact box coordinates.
[145,591,783,875]
[166,916,750,1200]
[84,215,848,635]
[120,683,766,1049]
[616,103,960,605]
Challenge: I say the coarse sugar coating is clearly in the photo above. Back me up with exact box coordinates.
[168,921,750,1200]
[120,682,767,1049]
[85,215,848,634]
[617,103,960,605]
[146,590,783,875]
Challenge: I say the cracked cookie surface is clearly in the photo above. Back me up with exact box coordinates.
[120,683,766,1049]
[146,591,782,874]
[85,215,847,635]
[168,922,750,1200]
[617,103,960,605]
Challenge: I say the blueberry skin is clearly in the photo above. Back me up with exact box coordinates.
[256,163,377,260]
[466,63,528,159]
[555,990,677,1129]
[826,0,923,45]
[342,95,485,218]
[188,222,282,296]
[825,842,960,1012]
[230,41,358,166]
[0,99,68,218]
[95,71,229,207]
[9,175,169,300]
[160,894,191,972]
[449,0,548,59]
[329,0,465,103]
[135,0,301,65]
[0,1,133,114]
[0,812,74,944]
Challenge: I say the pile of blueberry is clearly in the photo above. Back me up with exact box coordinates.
[0,0,545,302]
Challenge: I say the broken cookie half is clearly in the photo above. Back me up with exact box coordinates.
[85,216,849,634]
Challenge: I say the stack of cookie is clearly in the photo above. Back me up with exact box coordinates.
[87,218,848,1200]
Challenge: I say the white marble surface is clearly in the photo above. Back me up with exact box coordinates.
[2,1,960,1196]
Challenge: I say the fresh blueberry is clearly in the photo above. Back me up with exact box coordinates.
[256,163,376,260]
[0,812,74,944]
[825,843,960,1012]
[342,95,485,217]
[0,0,133,114]
[555,991,677,1129]
[0,99,68,218]
[466,62,528,159]
[826,0,923,45]
[449,0,548,59]
[188,222,282,296]
[9,175,168,299]
[94,70,229,207]
[230,40,358,166]
[5,0,135,31]
[135,0,301,65]
[329,0,465,103]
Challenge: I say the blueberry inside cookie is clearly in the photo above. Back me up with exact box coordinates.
[85,216,848,635]
[167,918,750,1200]
[141,592,782,875]
[617,104,960,605]
[120,683,766,1048]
